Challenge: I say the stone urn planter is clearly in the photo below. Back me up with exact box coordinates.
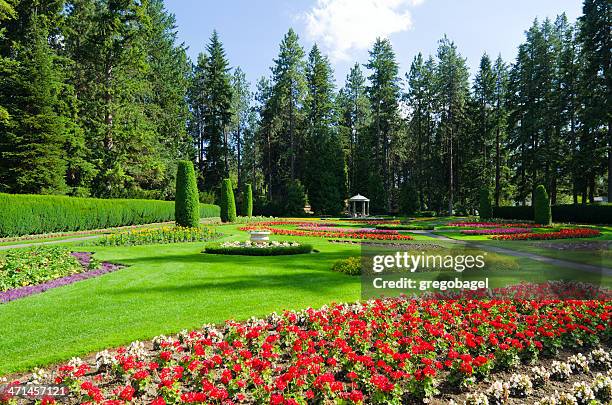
[249,230,271,242]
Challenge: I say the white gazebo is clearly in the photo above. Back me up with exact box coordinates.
[348,194,370,217]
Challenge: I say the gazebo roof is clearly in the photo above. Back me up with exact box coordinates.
[348,194,370,202]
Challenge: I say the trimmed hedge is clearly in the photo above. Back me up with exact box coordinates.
[0,193,220,237]
[242,183,253,217]
[493,203,612,225]
[479,187,492,220]
[551,204,612,224]
[204,243,313,256]
[534,185,551,225]
[220,179,237,223]
[175,160,200,228]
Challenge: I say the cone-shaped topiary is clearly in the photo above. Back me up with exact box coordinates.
[534,184,551,225]
[479,187,493,220]
[175,160,200,227]
[242,183,253,217]
[220,178,237,223]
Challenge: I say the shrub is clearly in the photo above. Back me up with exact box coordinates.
[534,185,551,225]
[242,183,253,217]
[175,161,200,228]
[415,210,437,217]
[0,193,220,237]
[220,179,237,223]
[204,242,312,256]
[0,247,83,291]
[479,187,493,220]
[95,226,219,246]
[331,256,361,276]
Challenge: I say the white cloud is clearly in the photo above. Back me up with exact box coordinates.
[302,0,423,61]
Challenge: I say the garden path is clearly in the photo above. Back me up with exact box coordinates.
[412,230,612,276]
[0,235,101,251]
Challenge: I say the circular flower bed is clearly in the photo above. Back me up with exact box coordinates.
[204,241,313,256]
[239,226,414,241]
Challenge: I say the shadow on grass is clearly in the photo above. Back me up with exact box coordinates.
[104,269,358,296]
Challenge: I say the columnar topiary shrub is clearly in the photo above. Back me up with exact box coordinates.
[479,187,493,220]
[175,160,200,228]
[220,178,237,223]
[534,185,552,225]
[242,183,253,217]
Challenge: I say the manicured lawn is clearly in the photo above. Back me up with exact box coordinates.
[1,221,610,376]
[0,225,361,374]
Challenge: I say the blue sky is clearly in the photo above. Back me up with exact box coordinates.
[165,0,582,89]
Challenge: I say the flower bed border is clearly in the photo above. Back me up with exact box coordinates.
[0,252,122,304]
[203,243,313,256]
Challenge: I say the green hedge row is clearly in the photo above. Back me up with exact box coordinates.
[0,193,220,237]
[493,204,612,224]
[203,243,313,256]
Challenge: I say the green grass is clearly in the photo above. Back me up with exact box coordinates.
[0,225,361,374]
[0,221,610,375]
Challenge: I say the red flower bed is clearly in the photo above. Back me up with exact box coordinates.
[450,222,533,228]
[461,228,533,235]
[239,226,414,241]
[14,296,610,404]
[490,228,601,241]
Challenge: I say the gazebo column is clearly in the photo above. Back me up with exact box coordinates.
[362,201,366,217]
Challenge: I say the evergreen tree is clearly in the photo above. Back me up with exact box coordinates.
[230,67,251,190]
[242,183,253,217]
[472,53,496,187]
[492,55,509,206]
[220,178,236,223]
[404,54,438,211]
[365,38,401,212]
[264,29,307,200]
[435,36,470,214]
[578,0,611,202]
[0,1,67,193]
[145,0,192,197]
[534,184,552,225]
[175,160,200,228]
[195,31,233,194]
[338,63,370,196]
[304,45,346,215]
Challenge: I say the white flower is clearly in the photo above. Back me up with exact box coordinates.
[550,361,572,381]
[568,353,590,373]
[464,392,489,405]
[531,366,550,388]
[591,373,612,402]
[509,373,533,397]
[95,350,117,371]
[68,357,84,368]
[589,348,611,370]
[571,381,595,405]
[486,380,509,404]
